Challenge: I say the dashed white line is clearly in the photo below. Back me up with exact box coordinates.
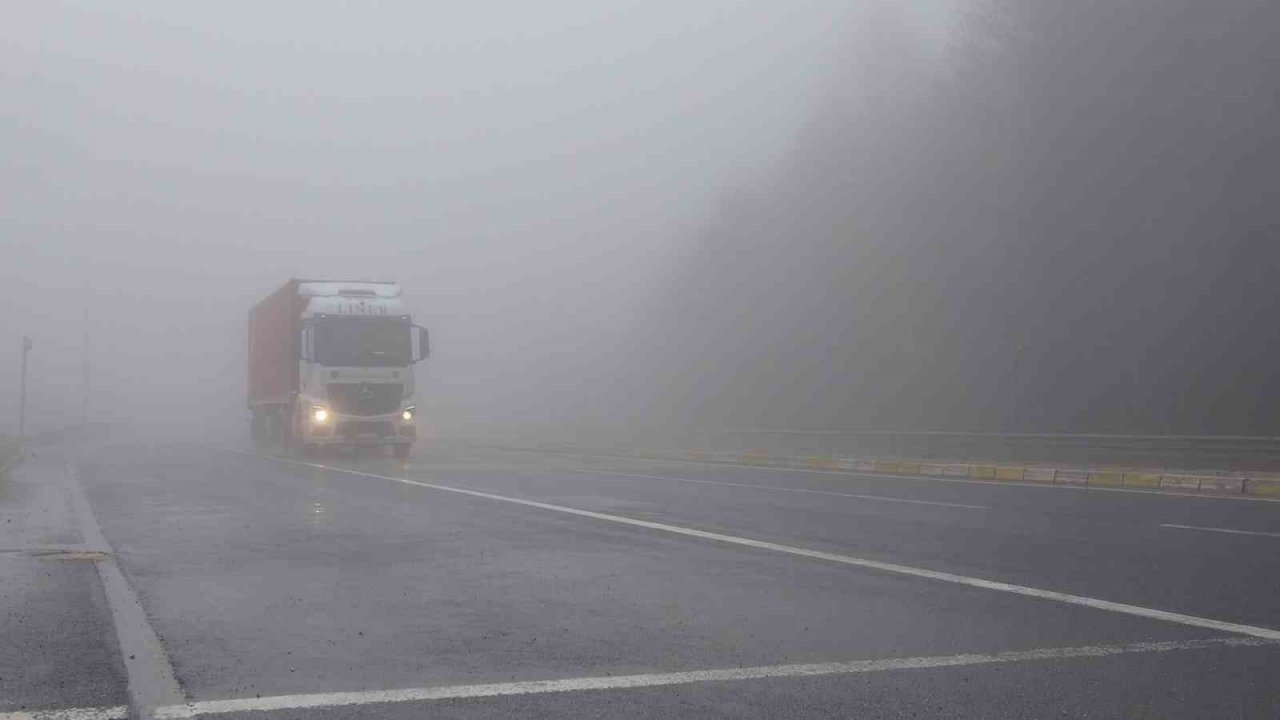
[575,469,988,509]
[14,637,1280,718]
[1160,524,1280,538]
[258,453,1280,642]
[143,637,1273,717]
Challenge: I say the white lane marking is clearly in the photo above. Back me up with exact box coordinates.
[64,465,188,720]
[258,454,1280,641]
[0,706,129,720]
[151,637,1274,717]
[571,452,1280,503]
[1160,524,1280,538]
[576,469,988,509]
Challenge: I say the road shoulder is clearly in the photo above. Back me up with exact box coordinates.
[0,455,128,714]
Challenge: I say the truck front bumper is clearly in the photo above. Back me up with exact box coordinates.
[304,414,415,447]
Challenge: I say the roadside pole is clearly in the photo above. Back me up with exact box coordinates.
[18,335,32,438]
[82,302,90,427]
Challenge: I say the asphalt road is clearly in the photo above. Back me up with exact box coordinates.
[3,439,1279,718]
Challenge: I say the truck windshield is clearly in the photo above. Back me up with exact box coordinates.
[313,317,411,367]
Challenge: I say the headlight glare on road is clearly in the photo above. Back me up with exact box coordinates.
[312,406,329,423]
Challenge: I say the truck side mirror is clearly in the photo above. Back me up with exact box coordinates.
[297,326,316,362]
[414,326,430,362]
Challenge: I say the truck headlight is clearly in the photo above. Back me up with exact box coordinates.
[311,406,329,423]
[401,406,415,421]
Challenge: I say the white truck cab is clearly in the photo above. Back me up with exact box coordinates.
[249,279,428,459]
[296,282,428,457]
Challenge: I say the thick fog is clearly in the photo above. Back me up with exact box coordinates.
[4,1,1277,442]
[2,1,862,439]
[646,0,1280,436]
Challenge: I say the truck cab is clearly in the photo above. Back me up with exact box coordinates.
[296,282,427,457]
[248,279,429,459]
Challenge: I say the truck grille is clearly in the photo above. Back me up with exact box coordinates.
[336,420,394,438]
[326,383,402,416]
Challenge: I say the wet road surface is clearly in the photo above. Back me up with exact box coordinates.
[3,441,1279,718]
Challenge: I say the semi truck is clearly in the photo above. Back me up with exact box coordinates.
[248,279,429,458]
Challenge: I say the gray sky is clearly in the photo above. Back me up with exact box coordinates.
[4,1,957,436]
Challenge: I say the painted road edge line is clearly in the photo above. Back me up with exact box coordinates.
[152,637,1275,717]
[0,706,129,720]
[1160,524,1280,539]
[64,464,189,720]
[575,469,989,509]
[257,453,1280,642]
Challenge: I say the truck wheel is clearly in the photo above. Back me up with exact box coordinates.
[282,405,298,450]
[268,410,284,445]
[392,444,412,460]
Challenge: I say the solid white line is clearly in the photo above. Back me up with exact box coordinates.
[64,465,188,720]
[151,637,1274,717]
[1160,524,1280,538]
[0,705,129,720]
[576,469,988,509]
[261,454,1280,641]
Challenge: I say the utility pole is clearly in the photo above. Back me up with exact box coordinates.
[18,335,33,438]
[82,302,90,427]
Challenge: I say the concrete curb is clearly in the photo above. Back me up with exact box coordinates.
[536,445,1280,499]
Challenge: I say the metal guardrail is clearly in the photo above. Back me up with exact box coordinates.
[554,428,1280,474]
